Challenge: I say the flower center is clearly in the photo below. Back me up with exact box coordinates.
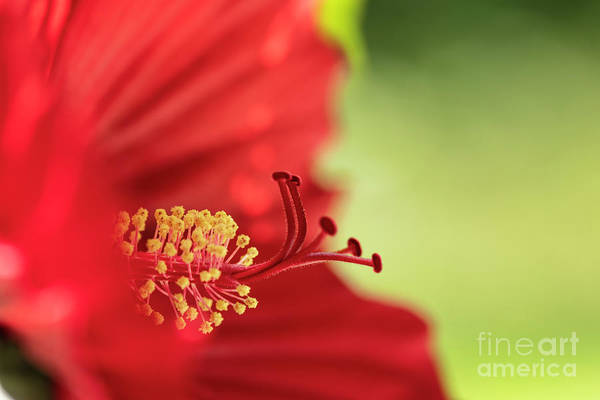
[115,172,382,334]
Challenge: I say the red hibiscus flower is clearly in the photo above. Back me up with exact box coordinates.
[1,1,447,399]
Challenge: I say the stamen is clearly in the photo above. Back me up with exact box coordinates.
[264,171,299,263]
[115,171,382,334]
[232,171,381,283]
[337,237,362,257]
[231,172,302,278]
[285,175,307,256]
[295,216,337,255]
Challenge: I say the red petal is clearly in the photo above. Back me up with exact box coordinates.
[46,0,340,192]
[198,265,446,399]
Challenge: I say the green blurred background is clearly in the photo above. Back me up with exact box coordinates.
[320,0,600,399]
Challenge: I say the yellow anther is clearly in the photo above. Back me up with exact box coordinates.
[199,209,212,219]
[224,229,236,241]
[241,257,254,267]
[175,299,189,314]
[146,238,161,253]
[215,299,229,311]
[155,260,167,274]
[173,293,184,303]
[228,217,238,228]
[145,280,156,292]
[196,210,213,229]
[236,234,250,248]
[199,297,213,311]
[215,215,235,234]
[246,247,258,258]
[211,312,224,327]
[180,238,192,252]
[168,216,185,235]
[245,297,258,309]
[233,302,247,315]
[183,211,197,229]
[136,207,149,218]
[120,241,134,256]
[131,213,147,231]
[191,227,205,244]
[175,317,186,330]
[207,244,227,258]
[199,270,212,282]
[209,267,222,280]
[214,223,227,236]
[181,251,194,264]
[154,208,167,224]
[176,276,190,289]
[200,321,213,334]
[138,280,156,299]
[118,211,130,226]
[195,216,212,232]
[173,294,190,314]
[185,307,198,321]
[163,242,177,257]
[217,216,228,226]
[223,219,238,240]
[215,211,227,219]
[138,303,153,317]
[152,311,164,325]
[236,284,251,297]
[158,223,170,238]
[170,206,185,219]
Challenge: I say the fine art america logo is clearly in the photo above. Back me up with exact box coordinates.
[476,332,578,378]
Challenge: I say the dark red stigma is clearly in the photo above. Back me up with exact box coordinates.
[345,238,362,257]
[319,217,337,236]
[232,171,382,282]
[372,253,382,273]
